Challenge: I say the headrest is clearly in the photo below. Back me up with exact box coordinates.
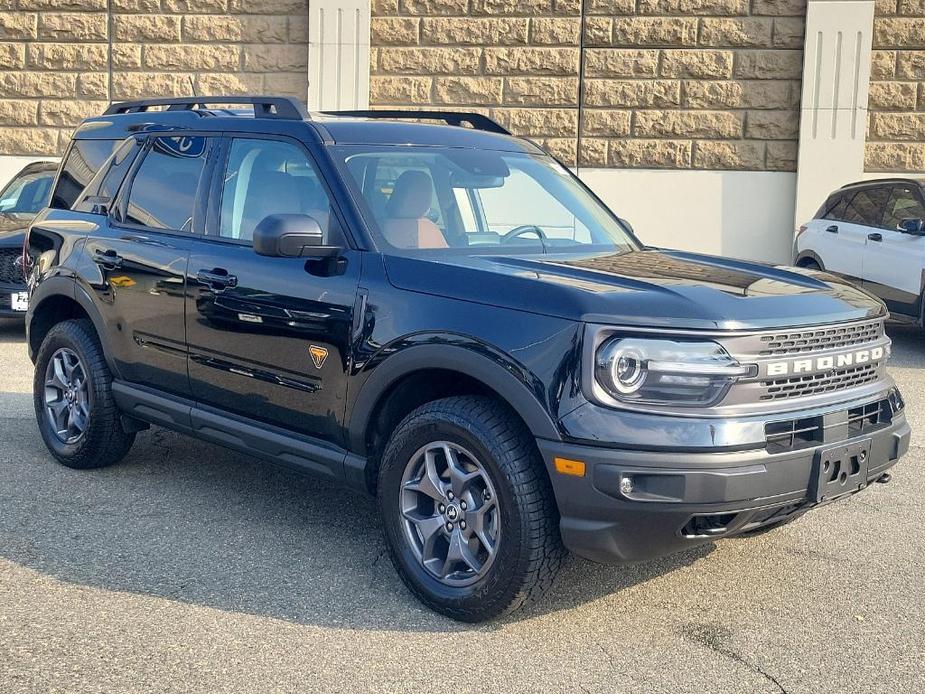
[386,170,433,219]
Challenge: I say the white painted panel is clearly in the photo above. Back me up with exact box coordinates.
[308,0,370,111]
[578,169,797,265]
[795,0,875,226]
[0,155,58,190]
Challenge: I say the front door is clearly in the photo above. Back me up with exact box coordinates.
[81,134,214,398]
[185,136,361,447]
[862,183,925,317]
[819,187,892,281]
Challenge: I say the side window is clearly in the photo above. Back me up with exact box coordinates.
[74,138,140,213]
[367,157,445,230]
[822,193,847,221]
[124,136,209,232]
[218,138,337,243]
[883,186,925,230]
[841,187,891,227]
[50,139,120,209]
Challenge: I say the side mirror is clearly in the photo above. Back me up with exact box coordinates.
[252,214,339,257]
[899,217,925,234]
[618,217,635,235]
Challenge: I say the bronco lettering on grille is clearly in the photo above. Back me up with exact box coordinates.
[765,346,886,377]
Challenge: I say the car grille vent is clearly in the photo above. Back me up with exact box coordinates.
[758,320,883,357]
[765,416,825,454]
[760,363,879,401]
[765,398,891,454]
[0,248,25,286]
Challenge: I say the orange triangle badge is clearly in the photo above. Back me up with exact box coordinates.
[309,345,329,369]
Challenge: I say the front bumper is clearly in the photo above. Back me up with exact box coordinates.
[538,392,910,564]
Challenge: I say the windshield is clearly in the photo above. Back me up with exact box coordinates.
[0,169,54,214]
[334,146,637,254]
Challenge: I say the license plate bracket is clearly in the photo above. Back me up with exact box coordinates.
[814,438,871,503]
[10,291,27,312]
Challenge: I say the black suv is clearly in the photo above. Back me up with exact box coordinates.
[26,97,910,621]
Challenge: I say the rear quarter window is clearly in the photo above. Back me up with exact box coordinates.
[50,139,120,210]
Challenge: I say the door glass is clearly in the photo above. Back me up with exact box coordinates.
[823,193,849,221]
[219,138,337,242]
[883,186,925,230]
[841,187,891,227]
[125,136,209,231]
[50,138,121,209]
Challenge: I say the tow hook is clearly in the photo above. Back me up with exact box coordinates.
[877,473,892,484]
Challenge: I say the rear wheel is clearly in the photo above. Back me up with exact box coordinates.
[33,319,135,469]
[378,396,565,622]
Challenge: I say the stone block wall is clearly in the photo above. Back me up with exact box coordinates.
[0,0,308,156]
[370,0,806,170]
[867,0,925,172]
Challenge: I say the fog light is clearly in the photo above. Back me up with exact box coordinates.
[619,476,633,496]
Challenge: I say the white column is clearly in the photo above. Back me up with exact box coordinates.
[794,0,875,227]
[307,0,371,112]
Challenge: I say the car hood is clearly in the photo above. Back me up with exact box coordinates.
[0,213,30,246]
[383,249,886,330]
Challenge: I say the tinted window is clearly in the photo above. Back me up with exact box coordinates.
[883,186,925,229]
[841,187,891,227]
[74,138,141,213]
[219,138,338,243]
[822,193,847,220]
[50,139,120,209]
[125,136,209,231]
[0,169,54,213]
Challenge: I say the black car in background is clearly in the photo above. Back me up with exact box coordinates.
[0,161,57,317]
[24,97,909,621]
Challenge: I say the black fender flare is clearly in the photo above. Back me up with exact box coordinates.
[795,249,824,269]
[27,277,121,379]
[347,342,562,454]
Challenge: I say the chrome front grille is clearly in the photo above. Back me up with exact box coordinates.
[758,319,883,357]
[760,363,880,401]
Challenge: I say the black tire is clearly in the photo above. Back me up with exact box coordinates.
[33,318,135,469]
[378,395,565,622]
[799,259,821,271]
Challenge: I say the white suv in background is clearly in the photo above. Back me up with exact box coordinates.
[795,179,925,325]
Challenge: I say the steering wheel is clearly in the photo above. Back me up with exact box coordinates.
[501,225,547,244]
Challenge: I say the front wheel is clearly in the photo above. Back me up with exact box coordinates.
[378,396,565,622]
[33,319,135,469]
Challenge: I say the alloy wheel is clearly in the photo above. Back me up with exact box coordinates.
[399,441,501,587]
[43,347,90,445]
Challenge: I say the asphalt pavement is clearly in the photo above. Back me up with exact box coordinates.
[0,319,923,693]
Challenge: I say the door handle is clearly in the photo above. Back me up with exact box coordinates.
[197,268,238,291]
[868,232,883,242]
[826,225,839,233]
[92,249,123,270]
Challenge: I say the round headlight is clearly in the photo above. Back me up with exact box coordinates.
[612,348,646,394]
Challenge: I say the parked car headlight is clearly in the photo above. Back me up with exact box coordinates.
[594,337,752,407]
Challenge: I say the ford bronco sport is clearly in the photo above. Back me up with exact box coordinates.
[26,97,910,622]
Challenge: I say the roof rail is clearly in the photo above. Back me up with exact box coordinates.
[320,110,511,135]
[103,96,308,120]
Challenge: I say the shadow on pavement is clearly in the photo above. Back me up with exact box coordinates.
[0,389,711,632]
[885,321,924,369]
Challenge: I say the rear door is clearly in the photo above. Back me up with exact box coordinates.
[814,188,890,280]
[862,183,925,316]
[184,135,361,449]
[80,134,215,397]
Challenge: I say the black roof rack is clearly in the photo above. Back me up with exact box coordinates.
[839,177,925,190]
[320,110,511,135]
[103,96,308,120]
